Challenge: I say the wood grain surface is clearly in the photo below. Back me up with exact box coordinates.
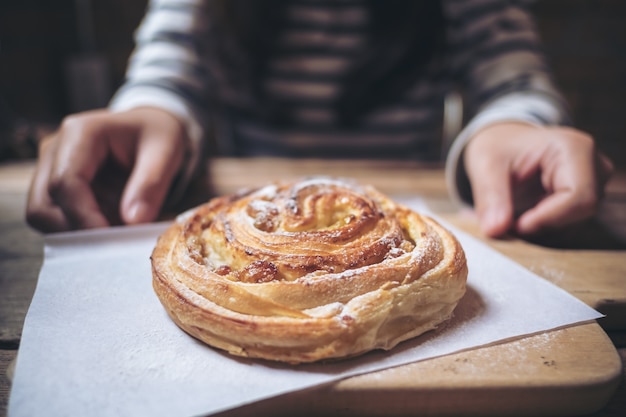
[1,159,625,417]
[212,324,625,417]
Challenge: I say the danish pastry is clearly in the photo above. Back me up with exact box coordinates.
[151,177,467,363]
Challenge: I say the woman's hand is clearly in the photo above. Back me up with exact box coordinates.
[26,107,188,233]
[464,122,613,238]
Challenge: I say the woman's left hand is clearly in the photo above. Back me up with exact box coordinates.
[463,122,614,238]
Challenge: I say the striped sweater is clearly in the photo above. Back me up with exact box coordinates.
[109,0,571,202]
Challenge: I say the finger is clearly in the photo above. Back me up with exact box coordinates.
[47,115,112,229]
[516,141,598,235]
[597,152,614,186]
[120,128,185,224]
[25,135,72,232]
[466,156,515,238]
[515,189,595,235]
[48,171,111,230]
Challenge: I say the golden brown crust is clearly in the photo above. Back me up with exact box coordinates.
[151,177,467,363]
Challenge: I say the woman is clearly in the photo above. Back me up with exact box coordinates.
[26,0,613,237]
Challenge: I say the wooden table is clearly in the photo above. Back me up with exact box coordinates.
[1,158,625,417]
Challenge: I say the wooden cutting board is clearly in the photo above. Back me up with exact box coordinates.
[213,323,621,417]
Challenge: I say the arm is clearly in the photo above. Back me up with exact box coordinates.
[110,0,214,196]
[442,0,612,237]
[26,0,212,232]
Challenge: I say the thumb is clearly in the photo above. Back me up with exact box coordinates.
[120,130,186,225]
[465,156,515,237]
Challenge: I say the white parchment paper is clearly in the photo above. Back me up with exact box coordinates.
[8,199,603,417]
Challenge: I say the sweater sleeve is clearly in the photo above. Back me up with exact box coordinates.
[108,0,212,201]
[441,0,572,207]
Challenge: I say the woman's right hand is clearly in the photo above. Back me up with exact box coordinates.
[26,107,189,233]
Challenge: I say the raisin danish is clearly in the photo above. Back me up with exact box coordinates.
[151,177,467,363]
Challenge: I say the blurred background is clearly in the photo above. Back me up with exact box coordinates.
[0,0,624,167]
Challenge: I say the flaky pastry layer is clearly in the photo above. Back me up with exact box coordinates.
[151,177,467,363]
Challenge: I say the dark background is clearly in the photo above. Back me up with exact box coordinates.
[0,0,624,166]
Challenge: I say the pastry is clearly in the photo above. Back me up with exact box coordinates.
[151,177,467,364]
